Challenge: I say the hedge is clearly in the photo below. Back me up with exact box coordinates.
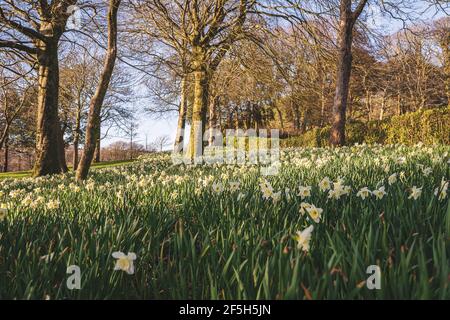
[281,107,450,148]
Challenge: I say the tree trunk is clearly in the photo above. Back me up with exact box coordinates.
[72,107,82,171]
[59,124,69,172]
[174,75,188,151]
[291,98,300,131]
[320,77,326,127]
[76,0,121,181]
[227,111,233,129]
[366,90,372,122]
[130,131,133,160]
[0,124,10,151]
[33,40,67,176]
[380,89,387,121]
[235,106,239,130]
[300,109,308,133]
[208,96,219,146]
[397,94,403,116]
[94,125,101,163]
[274,103,284,129]
[442,35,450,107]
[330,0,367,146]
[189,47,209,161]
[3,134,8,173]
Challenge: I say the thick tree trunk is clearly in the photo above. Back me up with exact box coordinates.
[59,124,69,172]
[33,41,67,176]
[329,0,368,145]
[174,75,188,151]
[443,36,450,107]
[189,47,209,161]
[330,2,354,146]
[76,0,120,181]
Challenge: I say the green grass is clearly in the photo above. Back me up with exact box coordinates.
[0,159,136,180]
[0,170,32,179]
[0,145,449,300]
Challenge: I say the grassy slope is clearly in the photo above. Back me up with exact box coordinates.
[1,148,449,299]
[0,159,136,180]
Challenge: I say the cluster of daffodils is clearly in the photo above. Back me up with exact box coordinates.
[259,180,282,203]
[323,177,352,200]
[356,186,387,200]
[211,181,241,194]
[0,145,448,256]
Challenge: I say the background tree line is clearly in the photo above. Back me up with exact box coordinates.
[0,0,448,178]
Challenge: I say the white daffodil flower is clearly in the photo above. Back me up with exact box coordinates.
[306,205,323,223]
[271,191,282,203]
[112,252,137,275]
[434,179,448,201]
[357,187,372,200]
[372,186,387,200]
[260,180,274,200]
[388,173,397,185]
[0,207,7,221]
[294,226,314,252]
[422,167,432,177]
[237,193,246,201]
[212,182,224,194]
[318,177,332,192]
[285,188,292,201]
[408,186,422,200]
[299,202,311,215]
[229,181,241,192]
[46,200,60,210]
[298,186,312,199]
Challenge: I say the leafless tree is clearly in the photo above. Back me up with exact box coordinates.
[152,135,171,152]
[76,0,121,180]
[0,0,80,175]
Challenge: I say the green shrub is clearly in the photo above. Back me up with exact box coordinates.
[282,107,450,148]
[365,120,389,145]
[386,107,450,145]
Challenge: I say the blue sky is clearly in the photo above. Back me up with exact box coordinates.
[102,112,178,150]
